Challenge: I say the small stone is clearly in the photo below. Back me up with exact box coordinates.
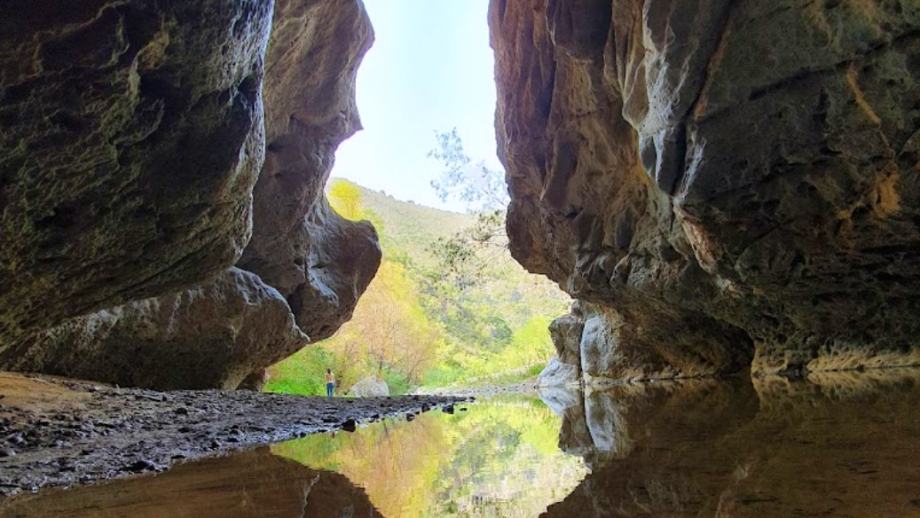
[0,448,15,458]
[124,460,158,473]
[174,407,189,416]
[442,404,455,414]
[340,419,357,432]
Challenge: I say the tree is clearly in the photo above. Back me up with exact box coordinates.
[427,130,509,293]
[328,179,363,220]
[428,128,509,212]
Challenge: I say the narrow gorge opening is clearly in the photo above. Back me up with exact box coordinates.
[2,0,920,515]
[260,0,571,400]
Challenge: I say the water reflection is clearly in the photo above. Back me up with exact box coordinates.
[0,395,588,518]
[272,395,588,517]
[0,447,381,517]
[2,375,919,517]
[544,374,920,517]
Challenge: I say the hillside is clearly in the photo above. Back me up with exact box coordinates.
[357,186,472,266]
[265,179,571,395]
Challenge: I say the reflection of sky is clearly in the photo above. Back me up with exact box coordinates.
[331,0,500,212]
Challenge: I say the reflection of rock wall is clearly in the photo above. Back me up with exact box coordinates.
[492,0,920,379]
[0,447,382,517]
[545,375,920,517]
[0,0,380,388]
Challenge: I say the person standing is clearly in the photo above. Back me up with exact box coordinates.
[325,369,336,398]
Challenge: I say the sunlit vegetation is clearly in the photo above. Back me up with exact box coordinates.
[265,133,569,395]
[272,396,588,517]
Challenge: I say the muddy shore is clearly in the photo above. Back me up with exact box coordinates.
[0,373,468,498]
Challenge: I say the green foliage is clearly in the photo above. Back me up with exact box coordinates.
[264,345,335,396]
[266,175,570,394]
[428,128,508,211]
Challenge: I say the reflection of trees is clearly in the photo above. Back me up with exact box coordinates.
[272,396,588,518]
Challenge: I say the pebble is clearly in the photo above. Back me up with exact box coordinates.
[124,460,158,473]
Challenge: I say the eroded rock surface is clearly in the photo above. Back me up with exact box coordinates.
[0,269,307,390]
[491,0,920,378]
[1,0,381,388]
[0,0,273,343]
[237,0,381,341]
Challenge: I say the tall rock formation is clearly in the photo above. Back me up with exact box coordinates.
[237,0,381,342]
[0,0,273,343]
[491,0,920,380]
[0,0,380,388]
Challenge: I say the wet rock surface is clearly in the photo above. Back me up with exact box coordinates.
[491,0,920,379]
[0,372,466,498]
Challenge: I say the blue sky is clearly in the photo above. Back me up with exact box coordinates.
[331,0,500,212]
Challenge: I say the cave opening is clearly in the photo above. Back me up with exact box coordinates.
[262,0,571,399]
[5,0,920,513]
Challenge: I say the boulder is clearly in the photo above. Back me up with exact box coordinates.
[491,0,920,378]
[0,0,273,343]
[537,357,580,388]
[537,382,581,416]
[548,305,584,367]
[0,269,307,390]
[348,377,389,397]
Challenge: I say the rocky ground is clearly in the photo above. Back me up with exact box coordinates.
[414,379,542,398]
[0,372,468,498]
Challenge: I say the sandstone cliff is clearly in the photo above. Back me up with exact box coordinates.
[0,0,380,388]
[492,0,920,380]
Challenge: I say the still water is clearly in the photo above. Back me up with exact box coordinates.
[3,373,920,517]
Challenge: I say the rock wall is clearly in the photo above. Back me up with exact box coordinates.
[0,269,307,390]
[0,0,273,343]
[238,0,380,341]
[491,0,920,379]
[0,0,380,388]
